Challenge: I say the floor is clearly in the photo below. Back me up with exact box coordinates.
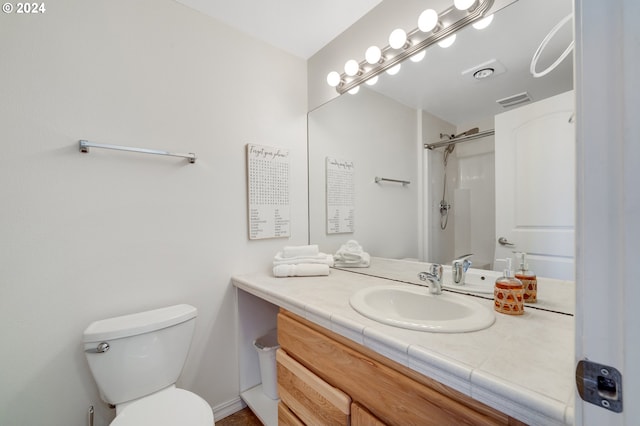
[215,407,262,426]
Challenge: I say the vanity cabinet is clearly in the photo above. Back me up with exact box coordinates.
[277,309,526,426]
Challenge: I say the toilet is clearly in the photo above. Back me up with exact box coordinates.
[83,304,214,425]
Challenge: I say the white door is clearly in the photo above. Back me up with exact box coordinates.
[494,90,575,280]
[575,0,638,424]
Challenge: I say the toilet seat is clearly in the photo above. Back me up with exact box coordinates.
[111,387,213,426]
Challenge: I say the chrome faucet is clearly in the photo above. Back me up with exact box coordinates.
[418,264,444,295]
[452,253,473,285]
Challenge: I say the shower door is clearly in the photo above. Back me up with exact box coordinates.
[494,90,575,280]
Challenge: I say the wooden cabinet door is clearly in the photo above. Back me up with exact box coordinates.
[277,348,351,425]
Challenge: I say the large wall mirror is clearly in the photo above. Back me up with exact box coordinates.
[308,0,574,312]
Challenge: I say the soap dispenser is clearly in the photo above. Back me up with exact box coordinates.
[514,252,537,303]
[494,258,524,315]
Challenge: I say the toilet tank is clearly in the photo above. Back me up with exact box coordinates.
[83,304,197,405]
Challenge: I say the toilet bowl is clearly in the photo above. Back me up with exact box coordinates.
[83,304,214,425]
[111,386,212,426]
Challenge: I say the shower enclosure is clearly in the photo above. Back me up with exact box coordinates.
[425,128,496,270]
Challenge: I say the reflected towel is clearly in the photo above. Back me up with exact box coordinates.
[273,263,330,277]
[334,240,370,267]
[334,252,371,268]
[282,245,319,258]
[273,252,334,267]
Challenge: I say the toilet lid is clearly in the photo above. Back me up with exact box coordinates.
[111,388,213,426]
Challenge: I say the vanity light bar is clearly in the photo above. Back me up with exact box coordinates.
[334,0,495,95]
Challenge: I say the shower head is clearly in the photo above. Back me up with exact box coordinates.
[440,127,480,141]
[453,127,479,139]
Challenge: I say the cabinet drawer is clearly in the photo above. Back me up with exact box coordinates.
[277,348,351,425]
[278,401,305,426]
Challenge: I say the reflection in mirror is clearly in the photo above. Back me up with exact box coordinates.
[308,0,574,313]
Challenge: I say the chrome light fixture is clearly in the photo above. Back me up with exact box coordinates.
[327,0,495,95]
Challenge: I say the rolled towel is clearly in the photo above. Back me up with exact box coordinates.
[273,252,334,267]
[334,252,371,268]
[335,240,364,259]
[273,263,330,277]
[340,240,362,252]
[282,244,319,258]
[334,240,370,267]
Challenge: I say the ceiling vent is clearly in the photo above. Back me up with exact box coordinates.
[461,58,507,81]
[496,92,532,108]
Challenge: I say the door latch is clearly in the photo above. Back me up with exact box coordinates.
[576,360,622,413]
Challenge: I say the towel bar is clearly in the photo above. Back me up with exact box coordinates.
[79,140,196,163]
[375,176,410,186]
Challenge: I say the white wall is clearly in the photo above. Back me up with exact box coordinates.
[0,1,307,425]
[308,88,418,258]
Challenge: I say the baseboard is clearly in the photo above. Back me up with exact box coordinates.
[212,396,247,421]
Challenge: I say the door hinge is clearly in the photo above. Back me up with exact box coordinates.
[576,360,623,413]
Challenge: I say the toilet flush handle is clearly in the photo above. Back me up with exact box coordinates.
[85,342,110,354]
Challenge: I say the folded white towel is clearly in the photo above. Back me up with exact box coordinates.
[282,245,319,258]
[334,252,371,268]
[337,251,365,261]
[273,263,330,277]
[273,252,334,267]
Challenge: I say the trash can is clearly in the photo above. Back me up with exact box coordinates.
[253,328,280,400]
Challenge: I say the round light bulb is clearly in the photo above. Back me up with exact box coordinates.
[326,71,341,87]
[344,59,360,77]
[365,76,379,86]
[348,86,360,95]
[386,64,401,75]
[418,9,438,32]
[410,50,426,63]
[365,46,382,64]
[472,14,494,30]
[388,28,407,49]
[438,34,456,48]
[454,0,477,10]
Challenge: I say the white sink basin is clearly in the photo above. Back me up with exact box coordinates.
[350,285,495,333]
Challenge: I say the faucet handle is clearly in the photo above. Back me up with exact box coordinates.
[462,258,472,272]
[452,255,472,285]
[429,263,443,281]
[454,253,473,261]
[418,264,443,281]
[418,264,443,294]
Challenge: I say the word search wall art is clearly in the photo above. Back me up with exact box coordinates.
[247,144,291,240]
[326,157,355,234]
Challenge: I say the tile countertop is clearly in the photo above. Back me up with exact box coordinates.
[232,268,575,426]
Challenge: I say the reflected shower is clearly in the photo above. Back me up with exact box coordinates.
[437,127,479,230]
